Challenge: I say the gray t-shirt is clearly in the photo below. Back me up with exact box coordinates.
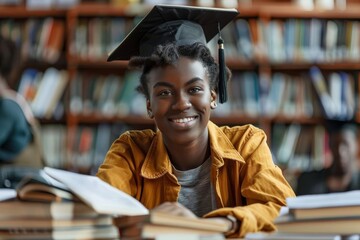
[172,158,217,217]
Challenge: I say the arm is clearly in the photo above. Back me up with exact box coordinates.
[0,98,32,162]
[205,126,296,237]
[96,132,140,197]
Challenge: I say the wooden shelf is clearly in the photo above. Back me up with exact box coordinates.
[67,58,129,70]
[5,1,359,173]
[270,62,360,71]
[66,58,360,72]
[270,115,324,125]
[247,3,360,19]
[67,3,148,17]
[0,6,66,18]
[68,113,155,125]
[67,113,324,126]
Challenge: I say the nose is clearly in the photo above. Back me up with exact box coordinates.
[172,92,191,111]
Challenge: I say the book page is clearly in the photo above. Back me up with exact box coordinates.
[0,189,16,202]
[245,232,342,240]
[286,190,360,209]
[44,167,149,216]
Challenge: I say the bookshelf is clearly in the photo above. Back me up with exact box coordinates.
[1,1,359,179]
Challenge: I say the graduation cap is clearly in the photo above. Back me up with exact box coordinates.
[107,4,239,103]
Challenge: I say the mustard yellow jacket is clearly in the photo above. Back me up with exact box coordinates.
[97,121,295,237]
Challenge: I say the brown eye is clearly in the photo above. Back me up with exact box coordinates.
[189,87,203,94]
[158,89,172,96]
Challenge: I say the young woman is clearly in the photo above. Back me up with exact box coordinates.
[97,5,295,237]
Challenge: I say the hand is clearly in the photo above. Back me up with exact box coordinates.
[151,202,197,218]
[204,217,233,232]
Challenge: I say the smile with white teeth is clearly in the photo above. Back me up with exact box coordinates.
[172,117,196,123]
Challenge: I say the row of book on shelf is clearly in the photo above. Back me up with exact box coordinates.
[5,14,360,65]
[2,166,360,240]
[272,123,331,172]
[69,70,147,117]
[17,68,148,120]
[40,122,334,175]
[0,18,65,63]
[0,167,230,240]
[16,66,357,121]
[70,17,135,61]
[17,68,68,120]
[219,17,360,63]
[213,66,356,121]
[40,123,131,174]
[70,15,360,63]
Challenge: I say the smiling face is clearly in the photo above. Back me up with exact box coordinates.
[146,57,216,146]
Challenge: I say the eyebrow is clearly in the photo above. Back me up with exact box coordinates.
[153,77,204,89]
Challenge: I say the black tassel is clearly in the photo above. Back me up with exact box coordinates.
[218,24,227,104]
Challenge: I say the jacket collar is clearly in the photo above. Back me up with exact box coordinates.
[140,130,171,179]
[207,121,245,168]
[140,121,244,179]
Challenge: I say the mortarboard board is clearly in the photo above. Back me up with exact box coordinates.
[107,4,239,103]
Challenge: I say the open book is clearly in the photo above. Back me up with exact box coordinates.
[13,167,230,238]
[16,170,76,202]
[16,167,149,216]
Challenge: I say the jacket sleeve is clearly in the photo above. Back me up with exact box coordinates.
[96,132,144,197]
[204,126,296,238]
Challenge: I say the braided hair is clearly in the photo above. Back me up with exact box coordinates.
[129,42,231,100]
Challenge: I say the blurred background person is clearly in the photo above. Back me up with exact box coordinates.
[296,122,360,195]
[0,35,43,188]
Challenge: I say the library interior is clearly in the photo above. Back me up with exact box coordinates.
[1,0,360,239]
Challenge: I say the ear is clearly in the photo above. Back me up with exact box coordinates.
[146,100,154,118]
[210,90,217,102]
[210,90,217,109]
[146,99,151,111]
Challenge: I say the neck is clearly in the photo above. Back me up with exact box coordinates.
[165,132,210,171]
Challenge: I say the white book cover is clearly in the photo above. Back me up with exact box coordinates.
[31,67,60,117]
[43,167,149,216]
[286,190,360,209]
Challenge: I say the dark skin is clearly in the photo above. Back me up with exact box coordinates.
[146,57,217,170]
[145,56,233,230]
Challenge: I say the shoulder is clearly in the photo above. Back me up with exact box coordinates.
[219,124,266,139]
[215,123,267,150]
[119,128,157,141]
[208,122,269,162]
[114,128,157,150]
[0,98,28,127]
[0,98,23,115]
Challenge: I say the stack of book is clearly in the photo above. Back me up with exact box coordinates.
[113,212,228,240]
[0,202,118,239]
[275,190,360,236]
[0,168,229,240]
[0,170,120,240]
[247,190,360,240]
